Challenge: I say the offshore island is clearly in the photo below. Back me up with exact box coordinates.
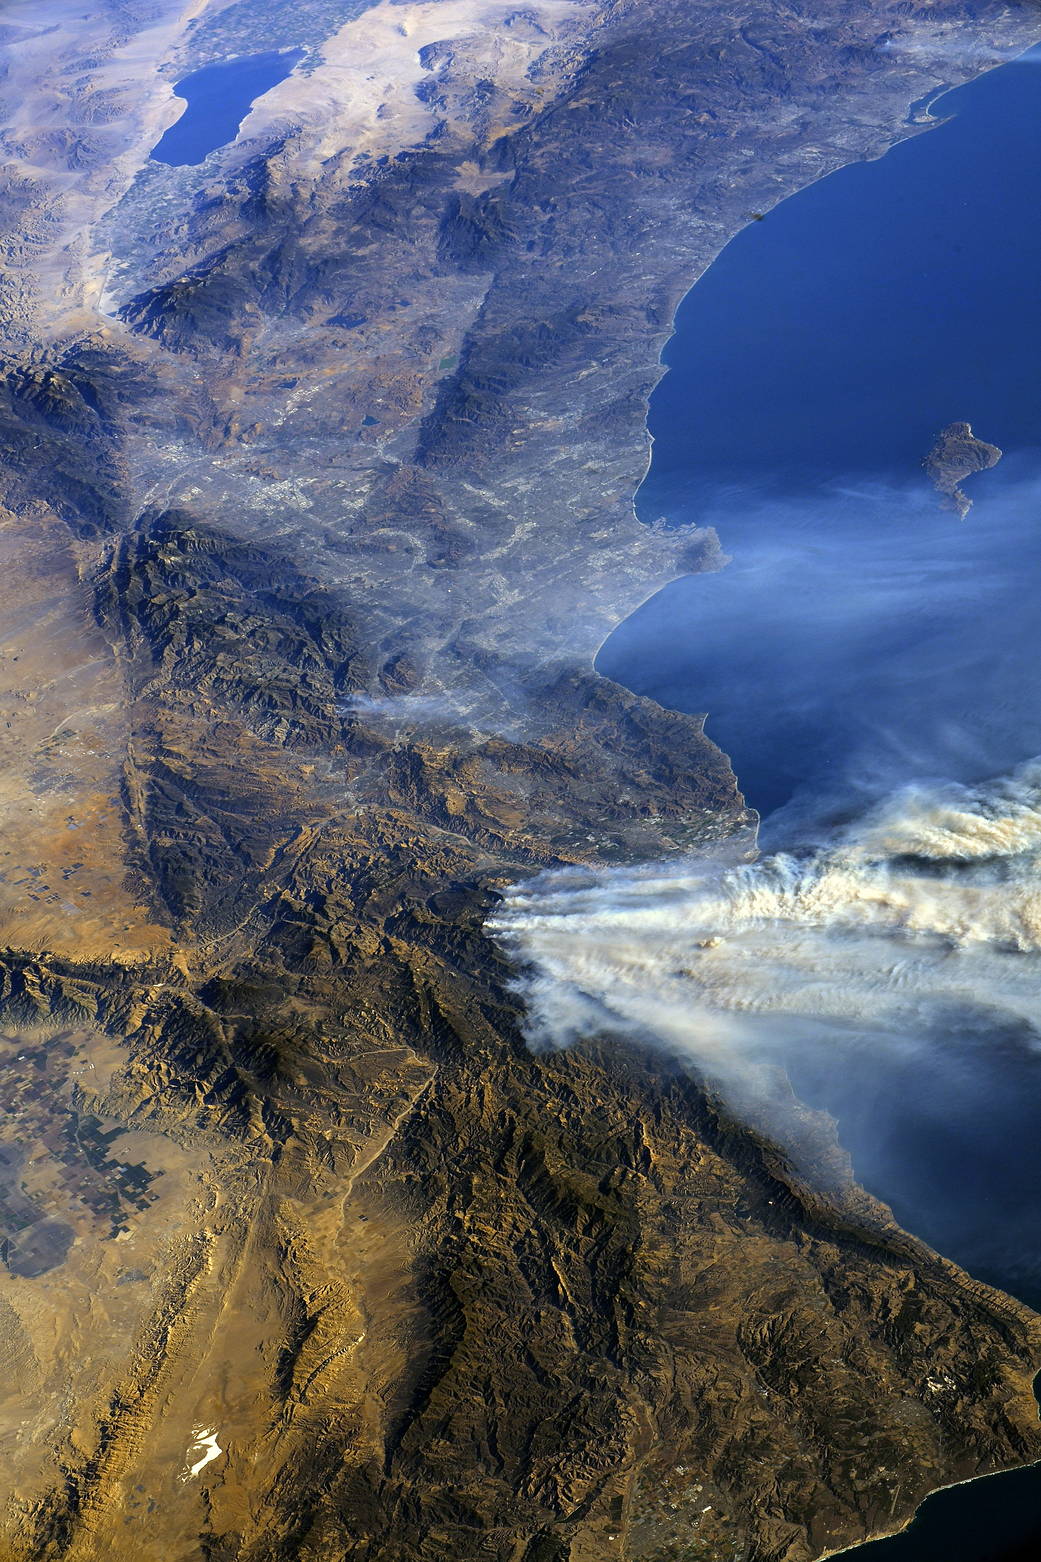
[924,420,1003,518]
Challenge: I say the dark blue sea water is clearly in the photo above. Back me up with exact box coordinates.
[599,45,1041,1562]
[151,49,302,167]
[599,46,1041,829]
[634,52,1041,509]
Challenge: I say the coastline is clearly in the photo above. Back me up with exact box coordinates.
[3,4,1041,1559]
[817,1374,1041,1560]
[603,38,1041,1562]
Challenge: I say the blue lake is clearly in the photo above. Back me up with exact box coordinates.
[600,45,1041,1562]
[151,49,302,167]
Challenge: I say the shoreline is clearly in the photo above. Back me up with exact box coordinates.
[817,1377,1041,1560]
[606,42,1041,1562]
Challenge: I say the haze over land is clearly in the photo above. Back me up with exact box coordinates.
[1,2,1041,1560]
[492,758,1041,1284]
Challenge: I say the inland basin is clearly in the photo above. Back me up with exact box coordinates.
[5,4,1041,1559]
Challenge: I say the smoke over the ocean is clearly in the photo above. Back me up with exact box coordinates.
[494,37,1041,1304]
[490,759,1041,1064]
[489,760,1041,1297]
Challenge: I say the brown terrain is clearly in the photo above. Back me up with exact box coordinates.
[1,1,1041,1559]
[923,420,1003,518]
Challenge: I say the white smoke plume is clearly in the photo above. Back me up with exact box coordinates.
[489,760,1041,1097]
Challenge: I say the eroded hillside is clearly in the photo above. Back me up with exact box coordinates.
[2,0,1041,1558]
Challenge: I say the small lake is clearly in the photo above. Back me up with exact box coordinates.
[599,43,1041,1562]
[151,49,302,167]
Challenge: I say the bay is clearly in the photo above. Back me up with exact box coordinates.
[599,45,1041,1562]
